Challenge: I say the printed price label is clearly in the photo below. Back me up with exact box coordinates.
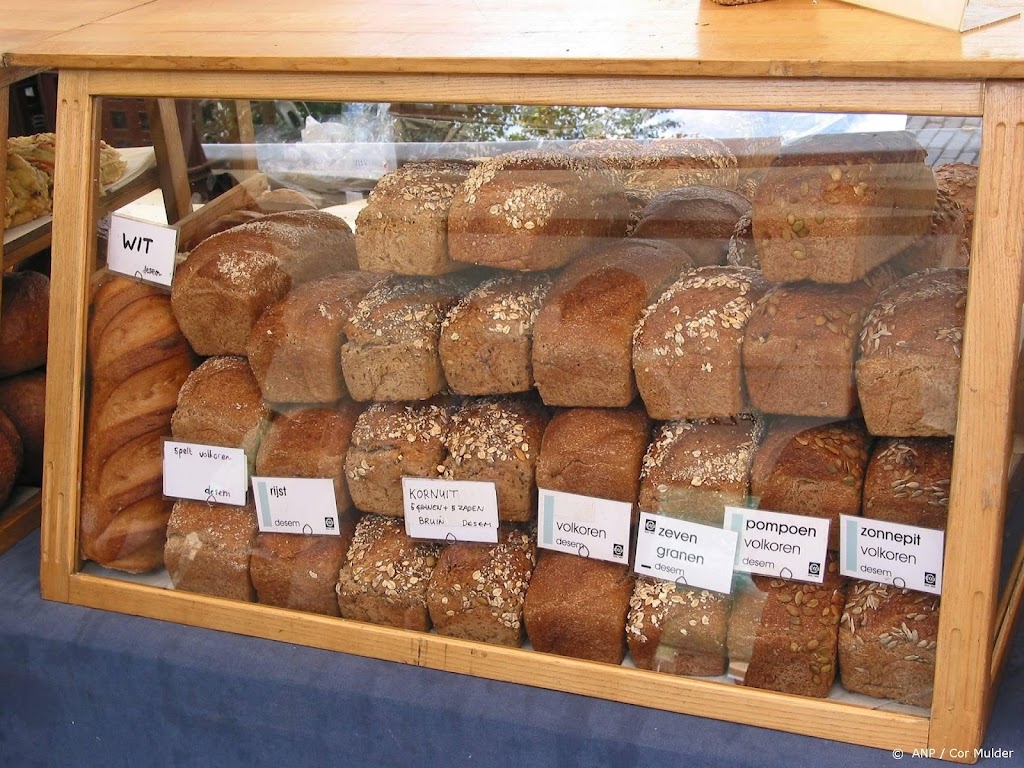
[840,515,945,595]
[727,506,830,584]
[163,440,247,506]
[402,477,499,543]
[107,213,178,287]
[634,511,738,594]
[252,477,340,535]
[538,488,633,565]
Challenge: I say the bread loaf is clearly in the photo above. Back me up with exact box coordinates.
[0,370,45,486]
[0,270,49,377]
[251,188,316,214]
[720,135,782,200]
[726,211,758,268]
[862,438,951,531]
[0,410,23,508]
[856,269,967,437]
[164,500,259,601]
[622,138,740,194]
[4,152,49,228]
[533,239,693,407]
[934,162,977,250]
[890,189,969,275]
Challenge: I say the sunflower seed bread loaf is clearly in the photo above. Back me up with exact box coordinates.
[861,437,952,531]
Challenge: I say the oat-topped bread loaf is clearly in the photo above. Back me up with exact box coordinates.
[81,277,195,573]
[441,397,549,522]
[0,410,22,509]
[172,209,357,356]
[171,356,271,474]
[427,524,537,646]
[634,265,770,420]
[639,415,762,526]
[164,500,259,601]
[856,268,967,437]
[0,370,44,486]
[447,149,630,271]
[862,437,951,531]
[726,211,758,269]
[890,188,970,275]
[340,273,476,402]
[751,418,870,550]
[247,271,384,403]
[336,513,441,631]
[439,271,554,395]
[838,581,939,707]
[533,239,693,407]
[935,162,977,248]
[627,578,732,676]
[0,270,49,378]
[630,186,751,268]
[356,160,475,275]
[345,400,453,517]
[623,138,740,195]
[743,266,898,418]
[752,131,936,284]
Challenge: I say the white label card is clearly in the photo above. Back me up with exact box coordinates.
[634,511,738,595]
[839,515,945,595]
[107,213,178,287]
[726,506,830,584]
[162,440,248,506]
[402,477,499,543]
[252,477,340,535]
[537,488,633,565]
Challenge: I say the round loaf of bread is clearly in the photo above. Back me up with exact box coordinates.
[252,187,317,214]
[447,150,630,271]
[250,529,354,616]
[0,270,49,378]
[862,437,951,531]
[0,370,45,486]
[165,500,259,601]
[0,409,24,507]
[184,209,263,251]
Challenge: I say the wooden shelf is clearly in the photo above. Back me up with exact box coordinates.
[0,487,41,555]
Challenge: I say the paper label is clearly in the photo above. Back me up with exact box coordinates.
[162,440,248,506]
[106,213,178,287]
[726,506,830,584]
[252,477,340,535]
[840,515,945,595]
[402,477,499,543]
[537,488,632,564]
[634,511,738,594]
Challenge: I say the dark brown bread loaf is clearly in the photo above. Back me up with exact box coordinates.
[856,269,967,437]
[0,410,23,508]
[934,162,977,249]
[164,500,259,601]
[345,400,453,517]
[751,418,870,550]
[752,131,936,284]
[0,270,49,377]
[630,186,752,268]
[427,525,537,646]
[890,188,969,275]
[742,266,897,418]
[336,513,441,631]
[172,209,357,355]
[448,150,630,271]
[0,370,45,485]
[533,239,693,407]
[626,578,731,676]
[862,437,951,531]
[633,266,770,420]
[638,415,762,526]
[442,397,549,522]
[81,277,195,573]
[838,581,939,707]
[247,271,383,403]
[439,271,553,395]
[356,160,475,275]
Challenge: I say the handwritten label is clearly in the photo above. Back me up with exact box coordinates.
[727,506,829,584]
[252,477,340,535]
[538,488,632,565]
[840,515,945,595]
[107,213,178,287]
[402,477,499,543]
[163,440,247,506]
[634,511,738,594]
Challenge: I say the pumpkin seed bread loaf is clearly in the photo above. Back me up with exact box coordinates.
[861,437,952,532]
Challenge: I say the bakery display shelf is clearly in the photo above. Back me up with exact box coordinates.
[0,485,41,555]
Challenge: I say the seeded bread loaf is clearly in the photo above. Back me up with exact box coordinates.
[890,189,970,275]
[720,135,782,200]
[726,211,758,269]
[626,578,732,676]
[622,138,740,195]
[427,524,537,646]
[442,397,549,522]
[0,410,23,508]
[856,269,967,437]
[742,266,898,418]
[0,270,49,377]
[752,131,936,284]
[751,418,870,550]
[862,437,951,531]
[838,581,939,707]
[164,500,259,601]
[336,513,441,631]
[633,266,770,420]
[172,209,357,356]
[638,415,762,526]
[439,271,553,395]
[533,239,693,407]
[0,370,45,486]
[447,150,630,271]
[345,401,452,517]
[356,160,475,275]
[935,162,977,251]
[247,271,383,403]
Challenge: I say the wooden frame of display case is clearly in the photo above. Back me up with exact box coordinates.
[32,66,1024,763]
